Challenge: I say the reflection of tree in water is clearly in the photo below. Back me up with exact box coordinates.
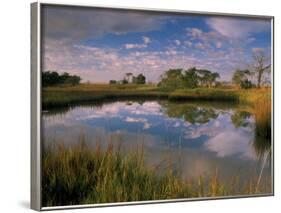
[230,109,271,160]
[231,111,252,128]
[162,102,218,124]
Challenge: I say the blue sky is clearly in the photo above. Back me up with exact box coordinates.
[42,5,272,83]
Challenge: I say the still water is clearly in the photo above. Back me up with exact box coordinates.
[42,100,271,186]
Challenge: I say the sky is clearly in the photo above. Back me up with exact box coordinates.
[42,5,272,83]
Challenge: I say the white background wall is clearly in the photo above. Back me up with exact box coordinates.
[0,0,279,212]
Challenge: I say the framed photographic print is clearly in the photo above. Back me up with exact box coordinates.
[31,1,274,211]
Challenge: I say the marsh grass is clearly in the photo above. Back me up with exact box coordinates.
[42,137,270,207]
[252,98,272,160]
[169,88,239,101]
[42,84,271,109]
[254,99,271,139]
[42,84,168,109]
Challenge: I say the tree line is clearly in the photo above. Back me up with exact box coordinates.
[42,71,81,87]
[158,67,220,91]
[159,50,271,90]
[42,50,270,89]
[109,73,146,85]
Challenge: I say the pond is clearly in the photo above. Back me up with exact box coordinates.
[42,100,272,189]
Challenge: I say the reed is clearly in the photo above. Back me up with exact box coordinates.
[42,138,271,207]
[254,98,271,139]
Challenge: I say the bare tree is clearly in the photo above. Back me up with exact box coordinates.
[252,49,271,88]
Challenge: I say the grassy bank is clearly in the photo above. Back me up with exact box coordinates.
[42,139,271,207]
[42,84,167,108]
[42,84,271,109]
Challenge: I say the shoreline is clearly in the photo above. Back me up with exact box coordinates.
[42,84,271,109]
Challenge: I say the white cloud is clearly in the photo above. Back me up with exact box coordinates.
[124,43,147,49]
[124,36,151,49]
[125,117,147,123]
[125,117,151,129]
[216,41,222,48]
[43,33,263,83]
[186,27,225,50]
[186,28,203,38]
[252,47,264,54]
[204,131,255,159]
[206,17,270,39]
[184,41,192,47]
[195,42,205,49]
[143,36,151,44]
[174,40,181,46]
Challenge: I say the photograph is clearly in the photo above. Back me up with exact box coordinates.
[39,4,273,208]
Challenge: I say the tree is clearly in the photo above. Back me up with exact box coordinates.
[42,71,60,86]
[252,49,271,88]
[196,69,219,87]
[60,72,70,84]
[158,69,184,90]
[232,69,251,88]
[182,67,199,88]
[64,75,81,86]
[240,79,254,89]
[158,67,219,90]
[197,69,210,87]
[42,71,81,87]
[109,80,117,84]
[197,69,220,87]
[209,72,220,87]
[121,78,128,84]
[132,74,146,84]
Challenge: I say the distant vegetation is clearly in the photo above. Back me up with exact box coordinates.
[109,73,146,85]
[42,50,270,90]
[158,67,220,91]
[232,69,254,89]
[232,50,271,89]
[42,71,81,87]
[41,50,271,110]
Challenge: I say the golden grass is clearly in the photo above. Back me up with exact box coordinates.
[254,98,271,138]
[42,138,271,207]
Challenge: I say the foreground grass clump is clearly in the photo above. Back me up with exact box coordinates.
[42,141,193,206]
[254,99,271,139]
[42,139,270,207]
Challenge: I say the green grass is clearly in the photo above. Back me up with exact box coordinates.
[42,84,167,109]
[42,137,271,207]
[42,84,271,109]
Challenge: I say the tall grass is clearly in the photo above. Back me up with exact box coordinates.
[252,98,272,160]
[254,99,271,139]
[42,138,271,207]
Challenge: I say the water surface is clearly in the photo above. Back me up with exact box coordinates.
[42,100,271,187]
